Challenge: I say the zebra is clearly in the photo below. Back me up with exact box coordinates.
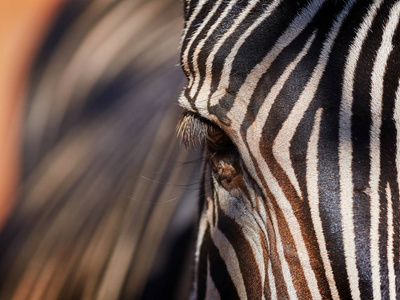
[177,0,400,298]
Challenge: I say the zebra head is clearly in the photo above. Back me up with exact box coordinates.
[178,0,400,299]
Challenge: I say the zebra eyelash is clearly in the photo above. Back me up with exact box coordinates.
[176,111,218,149]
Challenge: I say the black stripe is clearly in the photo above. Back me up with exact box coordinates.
[378,3,400,297]
[208,234,241,300]
[217,207,263,299]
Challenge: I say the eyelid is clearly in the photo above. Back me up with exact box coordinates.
[176,111,211,149]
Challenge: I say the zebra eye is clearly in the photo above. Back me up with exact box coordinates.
[176,111,234,153]
[206,126,233,153]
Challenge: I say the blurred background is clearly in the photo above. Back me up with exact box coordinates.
[0,0,200,299]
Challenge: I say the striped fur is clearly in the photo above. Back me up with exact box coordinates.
[179,0,400,298]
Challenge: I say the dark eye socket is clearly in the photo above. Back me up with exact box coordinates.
[176,111,234,153]
[206,126,234,153]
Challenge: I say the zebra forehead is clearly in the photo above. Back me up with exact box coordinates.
[179,0,331,125]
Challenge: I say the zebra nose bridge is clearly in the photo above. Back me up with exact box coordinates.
[178,86,209,114]
[178,88,194,111]
[178,82,218,115]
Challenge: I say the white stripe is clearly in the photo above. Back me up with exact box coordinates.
[245,30,316,191]
[307,108,340,299]
[268,203,298,300]
[370,4,400,299]
[255,144,314,299]
[272,32,317,199]
[178,89,192,111]
[242,168,271,248]
[339,1,384,299]
[190,0,244,99]
[208,0,282,106]
[241,33,317,298]
[247,3,354,298]
[213,226,247,300]
[181,0,214,75]
[225,0,325,194]
[181,0,209,43]
[220,18,317,299]
[191,201,209,299]
[274,3,355,298]
[275,1,354,204]
[386,184,396,300]
[216,179,267,294]
[228,0,326,126]
[193,0,264,105]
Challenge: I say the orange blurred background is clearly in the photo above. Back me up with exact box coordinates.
[0,0,66,229]
[0,1,198,299]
